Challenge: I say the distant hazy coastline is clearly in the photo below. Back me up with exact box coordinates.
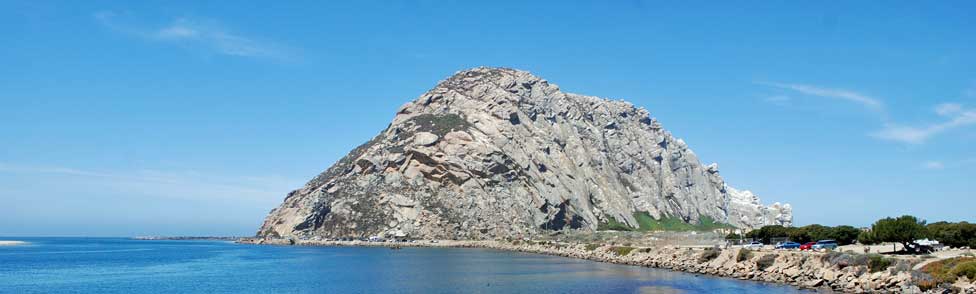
[132,236,241,241]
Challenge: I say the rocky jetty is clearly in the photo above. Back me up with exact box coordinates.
[257,67,791,240]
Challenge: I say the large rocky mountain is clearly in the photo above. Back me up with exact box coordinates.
[257,67,791,240]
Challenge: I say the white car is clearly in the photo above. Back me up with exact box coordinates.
[744,241,764,250]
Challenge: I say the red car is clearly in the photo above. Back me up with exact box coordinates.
[799,242,817,251]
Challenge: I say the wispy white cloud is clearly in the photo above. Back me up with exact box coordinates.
[871,103,976,144]
[934,103,963,116]
[759,81,976,144]
[94,11,293,60]
[758,82,884,112]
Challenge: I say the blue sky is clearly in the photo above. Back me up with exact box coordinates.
[2,1,974,236]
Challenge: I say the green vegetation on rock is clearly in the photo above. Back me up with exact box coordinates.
[403,113,473,137]
[736,248,754,262]
[921,257,976,284]
[596,216,633,231]
[598,212,734,232]
[699,247,721,263]
[867,254,893,273]
[609,246,636,256]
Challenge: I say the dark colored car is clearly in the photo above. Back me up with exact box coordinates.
[775,242,801,249]
[799,242,817,251]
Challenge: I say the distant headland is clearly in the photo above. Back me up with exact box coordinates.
[132,236,242,241]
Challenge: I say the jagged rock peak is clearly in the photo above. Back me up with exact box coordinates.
[256,67,792,240]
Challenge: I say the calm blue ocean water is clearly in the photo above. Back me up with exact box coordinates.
[0,238,806,293]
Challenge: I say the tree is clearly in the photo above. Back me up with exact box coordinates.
[788,227,811,243]
[872,215,928,253]
[858,230,879,245]
[830,225,862,245]
[746,225,791,244]
[927,221,976,248]
[787,224,831,243]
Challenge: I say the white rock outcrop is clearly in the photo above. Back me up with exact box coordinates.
[727,187,793,227]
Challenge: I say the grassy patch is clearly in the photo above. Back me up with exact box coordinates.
[597,216,634,231]
[598,212,735,232]
[584,244,601,251]
[921,257,976,283]
[867,254,894,273]
[610,246,636,256]
[950,261,976,280]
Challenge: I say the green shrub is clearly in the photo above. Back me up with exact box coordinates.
[584,244,600,251]
[610,246,636,256]
[867,254,893,273]
[857,230,879,245]
[927,221,976,248]
[736,249,754,262]
[921,257,976,283]
[403,113,473,137]
[850,254,869,267]
[699,247,721,263]
[597,216,634,231]
[747,224,860,245]
[822,251,863,269]
[629,212,733,232]
[950,260,976,281]
[756,254,777,270]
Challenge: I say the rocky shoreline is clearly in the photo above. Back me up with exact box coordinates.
[239,238,975,293]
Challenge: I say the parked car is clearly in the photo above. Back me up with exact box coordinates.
[799,242,817,251]
[812,240,839,250]
[775,241,801,250]
[744,241,764,250]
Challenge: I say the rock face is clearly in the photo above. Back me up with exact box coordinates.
[728,187,793,228]
[257,67,792,239]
